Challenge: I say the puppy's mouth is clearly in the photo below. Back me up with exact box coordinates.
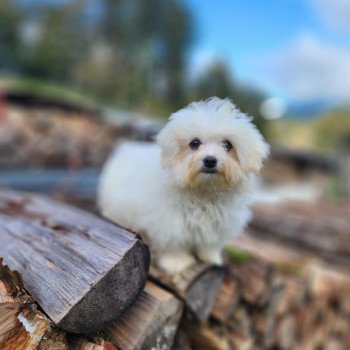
[200,168,218,174]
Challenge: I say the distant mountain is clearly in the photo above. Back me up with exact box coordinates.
[286,100,333,119]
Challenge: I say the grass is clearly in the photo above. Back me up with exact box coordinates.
[268,109,350,152]
[223,245,256,264]
[0,75,101,111]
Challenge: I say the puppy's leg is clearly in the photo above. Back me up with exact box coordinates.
[196,248,223,265]
[157,251,196,274]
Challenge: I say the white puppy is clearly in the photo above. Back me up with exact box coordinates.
[97,98,269,274]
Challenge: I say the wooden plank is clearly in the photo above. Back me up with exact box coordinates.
[105,281,183,350]
[150,263,224,320]
[0,189,150,333]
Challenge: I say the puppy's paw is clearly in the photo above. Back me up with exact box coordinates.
[157,252,196,274]
[197,249,223,265]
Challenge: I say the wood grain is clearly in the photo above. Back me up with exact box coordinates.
[105,281,183,350]
[0,189,150,333]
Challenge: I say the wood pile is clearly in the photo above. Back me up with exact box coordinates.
[0,102,160,170]
[250,200,350,267]
[1,189,350,349]
[172,200,350,349]
[0,105,117,169]
[221,235,350,350]
[186,199,350,350]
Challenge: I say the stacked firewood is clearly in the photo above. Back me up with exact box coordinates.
[0,102,159,169]
[183,199,350,350]
[1,189,349,350]
[179,242,350,350]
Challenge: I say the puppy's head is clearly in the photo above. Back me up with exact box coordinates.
[157,97,270,191]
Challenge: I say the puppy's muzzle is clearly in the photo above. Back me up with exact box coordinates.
[202,156,218,173]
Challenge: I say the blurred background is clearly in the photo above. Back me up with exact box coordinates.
[0,0,350,348]
[0,0,349,199]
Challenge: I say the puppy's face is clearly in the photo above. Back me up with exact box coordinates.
[157,98,270,191]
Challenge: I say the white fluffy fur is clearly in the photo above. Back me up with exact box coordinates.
[97,98,269,273]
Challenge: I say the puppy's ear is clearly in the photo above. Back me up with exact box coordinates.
[236,124,270,174]
[156,122,177,168]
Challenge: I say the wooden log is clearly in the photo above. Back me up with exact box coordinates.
[0,257,118,349]
[274,314,297,350]
[0,257,53,349]
[227,260,273,308]
[228,329,254,350]
[250,200,350,267]
[67,335,118,350]
[211,273,239,323]
[171,326,192,350]
[150,263,224,321]
[0,189,150,333]
[104,281,183,350]
[227,305,252,339]
[269,146,337,172]
[182,320,231,350]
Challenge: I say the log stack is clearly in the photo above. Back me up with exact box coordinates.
[174,200,350,350]
[0,258,116,350]
[1,189,350,350]
[176,243,350,350]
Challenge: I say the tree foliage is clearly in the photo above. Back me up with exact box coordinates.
[0,0,266,131]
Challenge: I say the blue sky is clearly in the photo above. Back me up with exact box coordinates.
[186,0,350,106]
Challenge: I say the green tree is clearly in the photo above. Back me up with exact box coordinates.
[0,0,23,72]
[21,1,88,82]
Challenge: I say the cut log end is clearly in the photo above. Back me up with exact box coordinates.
[185,264,225,320]
[58,239,151,333]
[150,263,225,321]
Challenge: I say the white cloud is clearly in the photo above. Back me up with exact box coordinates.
[255,34,350,104]
[309,0,350,32]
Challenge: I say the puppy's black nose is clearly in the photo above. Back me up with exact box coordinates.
[203,156,217,169]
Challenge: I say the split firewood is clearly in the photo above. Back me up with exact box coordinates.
[66,335,117,350]
[0,257,55,349]
[274,314,297,350]
[171,326,192,350]
[150,263,224,320]
[227,260,273,308]
[0,257,119,350]
[228,329,254,350]
[211,275,239,323]
[104,281,183,350]
[182,319,231,350]
[0,189,150,333]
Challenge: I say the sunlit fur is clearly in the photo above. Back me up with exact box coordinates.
[97,98,269,274]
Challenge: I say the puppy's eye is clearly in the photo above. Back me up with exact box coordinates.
[189,138,201,150]
[223,140,233,151]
